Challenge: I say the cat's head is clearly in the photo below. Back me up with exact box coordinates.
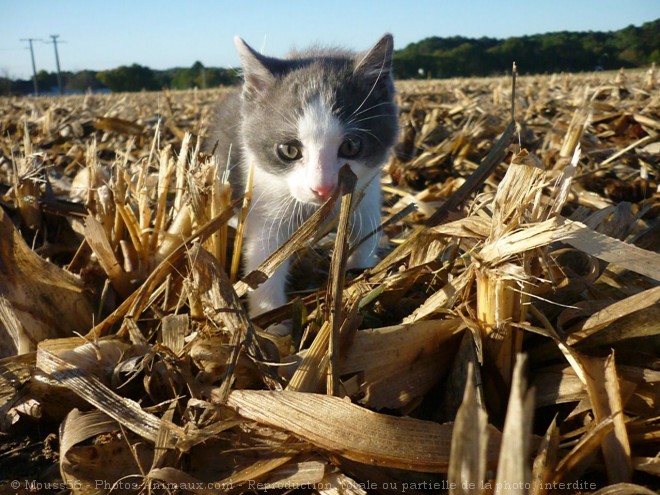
[235,34,398,205]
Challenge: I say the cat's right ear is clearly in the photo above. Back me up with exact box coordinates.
[354,34,394,81]
[234,37,275,100]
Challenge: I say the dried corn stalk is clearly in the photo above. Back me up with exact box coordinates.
[0,70,658,494]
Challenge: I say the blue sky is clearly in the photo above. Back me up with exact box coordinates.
[2,0,658,79]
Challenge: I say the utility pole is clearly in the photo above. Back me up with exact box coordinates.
[48,35,64,95]
[20,38,41,96]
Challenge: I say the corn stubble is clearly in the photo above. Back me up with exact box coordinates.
[0,69,658,494]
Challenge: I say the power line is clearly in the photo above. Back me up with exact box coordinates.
[20,38,41,96]
[45,35,64,95]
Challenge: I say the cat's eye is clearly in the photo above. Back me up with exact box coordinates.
[276,142,302,161]
[338,136,361,158]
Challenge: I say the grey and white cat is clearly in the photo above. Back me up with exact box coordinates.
[209,34,398,318]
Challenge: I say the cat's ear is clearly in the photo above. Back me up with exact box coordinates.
[354,34,394,81]
[234,36,276,99]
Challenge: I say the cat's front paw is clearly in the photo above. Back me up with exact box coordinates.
[248,277,288,319]
[248,291,285,318]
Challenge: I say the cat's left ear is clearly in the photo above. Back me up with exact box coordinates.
[354,34,394,82]
[234,36,277,100]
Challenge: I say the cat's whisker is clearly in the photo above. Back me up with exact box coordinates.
[283,196,297,229]
[291,200,302,237]
[346,101,395,125]
[264,195,294,254]
[269,204,284,252]
[348,44,390,120]
[247,185,269,210]
[351,127,385,145]
[298,201,308,232]
[359,210,368,246]
[349,209,360,245]
[245,186,272,225]
[349,113,398,126]
[368,213,380,258]
[351,100,392,117]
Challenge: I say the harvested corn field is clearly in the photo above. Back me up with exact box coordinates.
[0,68,659,494]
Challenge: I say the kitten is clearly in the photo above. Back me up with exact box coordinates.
[209,34,398,319]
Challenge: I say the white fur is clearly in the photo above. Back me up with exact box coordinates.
[288,95,343,204]
[243,154,294,316]
[243,98,383,318]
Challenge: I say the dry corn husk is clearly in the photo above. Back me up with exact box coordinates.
[0,208,93,357]
[1,70,659,494]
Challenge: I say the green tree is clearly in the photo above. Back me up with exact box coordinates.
[66,70,103,92]
[204,68,239,87]
[97,64,159,92]
[169,68,194,89]
[392,19,659,80]
[35,70,58,91]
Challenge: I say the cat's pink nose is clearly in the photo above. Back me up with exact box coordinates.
[311,184,334,199]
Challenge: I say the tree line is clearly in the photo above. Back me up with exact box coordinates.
[1,19,657,96]
[0,62,238,96]
[393,19,659,79]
